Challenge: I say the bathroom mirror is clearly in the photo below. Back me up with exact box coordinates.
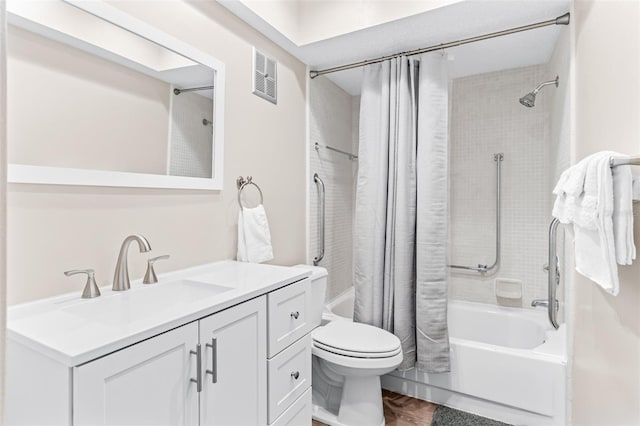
[6,0,225,190]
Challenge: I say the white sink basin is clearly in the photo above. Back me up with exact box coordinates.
[62,280,232,328]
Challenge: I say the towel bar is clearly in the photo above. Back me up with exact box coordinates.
[237,176,264,208]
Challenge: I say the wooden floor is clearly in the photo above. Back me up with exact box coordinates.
[312,390,438,426]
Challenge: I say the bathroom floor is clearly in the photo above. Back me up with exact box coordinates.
[312,390,438,426]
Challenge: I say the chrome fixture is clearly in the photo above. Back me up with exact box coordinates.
[205,338,217,383]
[449,153,503,273]
[190,344,203,392]
[519,76,559,108]
[531,300,549,308]
[610,155,640,168]
[313,173,325,266]
[532,218,562,329]
[173,85,214,95]
[237,176,264,208]
[143,255,170,284]
[113,234,152,291]
[202,118,213,126]
[314,142,358,160]
[310,13,570,78]
[64,269,101,299]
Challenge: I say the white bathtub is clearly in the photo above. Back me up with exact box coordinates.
[325,288,567,425]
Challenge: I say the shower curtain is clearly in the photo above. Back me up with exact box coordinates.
[353,54,450,373]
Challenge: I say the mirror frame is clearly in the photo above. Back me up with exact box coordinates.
[7,0,225,190]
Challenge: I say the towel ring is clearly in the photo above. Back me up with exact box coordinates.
[237,176,264,208]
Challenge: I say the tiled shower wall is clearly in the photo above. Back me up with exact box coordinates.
[309,76,358,301]
[448,64,555,307]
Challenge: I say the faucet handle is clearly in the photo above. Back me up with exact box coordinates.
[143,255,170,284]
[64,269,101,299]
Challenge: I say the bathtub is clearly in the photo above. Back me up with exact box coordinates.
[324,288,567,425]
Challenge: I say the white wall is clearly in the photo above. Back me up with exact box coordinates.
[7,0,308,304]
[240,0,459,46]
[448,64,554,308]
[0,0,8,419]
[308,75,357,301]
[571,1,640,424]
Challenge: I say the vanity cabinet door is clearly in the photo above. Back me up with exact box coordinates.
[199,296,267,426]
[73,322,199,426]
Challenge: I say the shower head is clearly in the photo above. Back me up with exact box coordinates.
[519,92,536,108]
[519,76,559,108]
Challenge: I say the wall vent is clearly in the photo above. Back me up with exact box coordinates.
[253,47,277,104]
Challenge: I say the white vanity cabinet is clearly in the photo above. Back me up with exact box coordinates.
[200,296,267,426]
[74,322,200,425]
[7,262,313,426]
[73,296,267,426]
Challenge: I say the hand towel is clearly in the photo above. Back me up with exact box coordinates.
[237,204,274,263]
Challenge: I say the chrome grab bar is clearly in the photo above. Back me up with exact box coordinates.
[449,153,503,273]
[533,218,561,328]
[546,218,561,329]
[313,173,325,265]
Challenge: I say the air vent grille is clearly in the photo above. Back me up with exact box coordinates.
[253,48,277,104]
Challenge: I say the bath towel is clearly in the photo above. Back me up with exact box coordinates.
[553,151,635,296]
[237,205,274,263]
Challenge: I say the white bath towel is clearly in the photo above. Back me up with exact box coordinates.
[237,205,274,264]
[553,151,636,296]
[612,163,635,265]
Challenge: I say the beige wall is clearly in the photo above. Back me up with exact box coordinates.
[571,1,640,424]
[7,0,307,304]
[8,26,170,174]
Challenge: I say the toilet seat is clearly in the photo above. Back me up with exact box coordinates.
[313,340,402,358]
[312,321,402,361]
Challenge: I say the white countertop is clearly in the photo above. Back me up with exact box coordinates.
[7,261,310,366]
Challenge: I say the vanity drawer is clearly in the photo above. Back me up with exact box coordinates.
[269,387,312,426]
[267,278,311,357]
[267,334,312,424]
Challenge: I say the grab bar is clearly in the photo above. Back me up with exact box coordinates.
[313,173,325,265]
[540,218,561,329]
[449,153,503,273]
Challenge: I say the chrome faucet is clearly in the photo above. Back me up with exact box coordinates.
[113,234,152,291]
[531,299,549,308]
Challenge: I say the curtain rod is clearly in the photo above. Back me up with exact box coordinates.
[309,12,570,79]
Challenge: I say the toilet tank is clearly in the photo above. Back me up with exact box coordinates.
[292,265,327,328]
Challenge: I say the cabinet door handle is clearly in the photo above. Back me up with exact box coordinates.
[291,371,300,380]
[290,311,299,319]
[205,338,217,384]
[190,344,202,393]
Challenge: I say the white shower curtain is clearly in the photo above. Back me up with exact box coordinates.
[354,54,450,373]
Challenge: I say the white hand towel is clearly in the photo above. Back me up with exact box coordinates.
[237,204,274,264]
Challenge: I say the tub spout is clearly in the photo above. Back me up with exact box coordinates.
[531,299,549,308]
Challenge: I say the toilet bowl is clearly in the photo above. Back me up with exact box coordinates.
[293,265,403,426]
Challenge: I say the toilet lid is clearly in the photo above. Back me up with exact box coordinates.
[312,321,401,357]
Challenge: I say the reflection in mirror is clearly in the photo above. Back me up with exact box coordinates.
[6,0,225,189]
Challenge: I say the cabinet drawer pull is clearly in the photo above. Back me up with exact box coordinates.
[190,344,202,393]
[205,337,217,384]
[291,371,300,380]
[290,311,299,320]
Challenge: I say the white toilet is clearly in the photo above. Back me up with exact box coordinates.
[294,265,403,426]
